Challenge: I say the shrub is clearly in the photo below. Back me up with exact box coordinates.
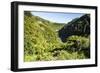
[66,35,90,51]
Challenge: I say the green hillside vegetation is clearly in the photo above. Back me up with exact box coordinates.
[24,12,90,62]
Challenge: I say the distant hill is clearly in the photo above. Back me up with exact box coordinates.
[58,14,90,42]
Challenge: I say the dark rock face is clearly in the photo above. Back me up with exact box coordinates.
[58,14,90,42]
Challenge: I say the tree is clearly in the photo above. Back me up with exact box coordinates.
[24,11,32,17]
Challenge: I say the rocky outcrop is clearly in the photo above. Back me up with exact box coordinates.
[58,14,90,42]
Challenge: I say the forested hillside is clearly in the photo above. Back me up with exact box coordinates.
[59,14,90,42]
[24,12,90,62]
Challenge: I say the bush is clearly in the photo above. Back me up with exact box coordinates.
[66,35,90,51]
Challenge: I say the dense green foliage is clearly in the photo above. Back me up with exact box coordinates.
[24,12,90,62]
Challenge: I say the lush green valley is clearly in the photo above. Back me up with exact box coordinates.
[24,12,90,62]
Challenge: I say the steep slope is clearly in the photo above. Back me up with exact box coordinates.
[58,14,90,42]
[24,14,64,61]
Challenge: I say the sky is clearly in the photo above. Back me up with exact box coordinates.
[31,11,85,23]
